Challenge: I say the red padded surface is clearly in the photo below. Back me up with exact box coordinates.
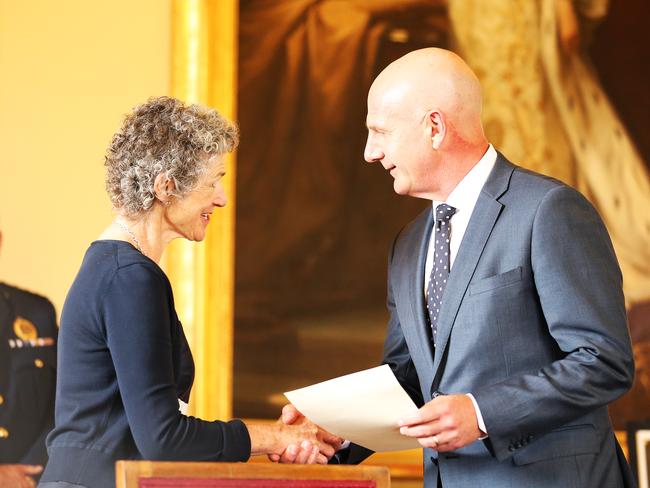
[139,479,376,488]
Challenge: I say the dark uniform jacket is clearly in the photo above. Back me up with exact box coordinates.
[0,281,57,466]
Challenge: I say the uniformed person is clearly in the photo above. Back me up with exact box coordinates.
[0,230,57,488]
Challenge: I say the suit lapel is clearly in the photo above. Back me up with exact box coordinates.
[405,211,436,373]
[431,155,515,377]
[394,209,433,374]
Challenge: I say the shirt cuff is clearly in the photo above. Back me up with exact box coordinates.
[466,393,488,439]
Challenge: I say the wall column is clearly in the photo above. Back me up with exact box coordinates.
[166,0,238,420]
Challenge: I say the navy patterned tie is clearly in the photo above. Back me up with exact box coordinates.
[426,203,457,345]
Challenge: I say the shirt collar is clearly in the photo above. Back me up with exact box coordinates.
[432,144,497,213]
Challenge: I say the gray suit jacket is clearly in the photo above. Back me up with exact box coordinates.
[340,155,636,487]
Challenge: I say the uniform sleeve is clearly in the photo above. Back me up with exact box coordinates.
[103,263,250,461]
[20,297,57,466]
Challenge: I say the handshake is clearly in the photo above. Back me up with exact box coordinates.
[250,393,482,463]
[245,365,484,464]
[247,404,343,465]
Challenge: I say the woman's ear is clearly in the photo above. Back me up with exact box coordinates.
[153,173,175,204]
[429,110,446,150]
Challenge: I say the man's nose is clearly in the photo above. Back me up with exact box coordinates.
[364,139,383,163]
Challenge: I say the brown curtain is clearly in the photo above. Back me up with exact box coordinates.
[236,0,447,324]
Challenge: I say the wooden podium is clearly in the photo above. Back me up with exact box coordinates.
[115,461,390,488]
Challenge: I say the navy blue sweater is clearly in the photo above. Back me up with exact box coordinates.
[41,241,250,488]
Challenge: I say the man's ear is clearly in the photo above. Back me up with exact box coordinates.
[429,110,446,150]
[153,173,175,203]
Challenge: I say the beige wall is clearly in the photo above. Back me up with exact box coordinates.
[0,0,170,316]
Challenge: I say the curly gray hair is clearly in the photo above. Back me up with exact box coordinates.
[105,96,239,215]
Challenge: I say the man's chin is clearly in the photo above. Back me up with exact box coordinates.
[393,180,410,196]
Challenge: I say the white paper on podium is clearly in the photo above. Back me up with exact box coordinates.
[284,364,421,452]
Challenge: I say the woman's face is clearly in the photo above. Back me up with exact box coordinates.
[164,154,227,242]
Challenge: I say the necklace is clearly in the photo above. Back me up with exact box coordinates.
[115,220,144,254]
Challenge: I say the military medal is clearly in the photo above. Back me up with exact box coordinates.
[13,316,38,341]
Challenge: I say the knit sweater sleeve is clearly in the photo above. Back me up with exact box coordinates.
[103,262,250,461]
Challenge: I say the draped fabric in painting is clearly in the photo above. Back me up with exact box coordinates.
[449,0,650,307]
[236,0,447,324]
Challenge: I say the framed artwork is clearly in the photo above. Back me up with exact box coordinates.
[627,421,650,487]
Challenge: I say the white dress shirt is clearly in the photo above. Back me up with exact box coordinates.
[424,144,497,437]
[424,144,497,290]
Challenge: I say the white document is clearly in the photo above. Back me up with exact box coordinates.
[284,364,421,452]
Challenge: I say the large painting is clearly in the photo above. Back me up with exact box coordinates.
[233,0,650,428]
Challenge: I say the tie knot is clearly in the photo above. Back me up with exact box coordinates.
[435,203,456,222]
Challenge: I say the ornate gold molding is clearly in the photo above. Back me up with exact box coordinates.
[166,0,238,420]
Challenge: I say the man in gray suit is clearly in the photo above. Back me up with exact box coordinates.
[280,48,636,486]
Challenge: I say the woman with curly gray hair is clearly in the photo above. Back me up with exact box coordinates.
[39,97,340,488]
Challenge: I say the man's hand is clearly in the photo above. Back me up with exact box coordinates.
[398,394,481,451]
[269,404,343,464]
[0,464,42,488]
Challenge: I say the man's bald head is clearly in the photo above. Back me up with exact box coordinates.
[369,48,485,146]
[364,48,489,200]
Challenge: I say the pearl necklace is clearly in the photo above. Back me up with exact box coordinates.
[115,220,144,255]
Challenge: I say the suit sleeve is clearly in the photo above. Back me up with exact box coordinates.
[473,185,634,461]
[103,264,250,462]
[382,235,426,408]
